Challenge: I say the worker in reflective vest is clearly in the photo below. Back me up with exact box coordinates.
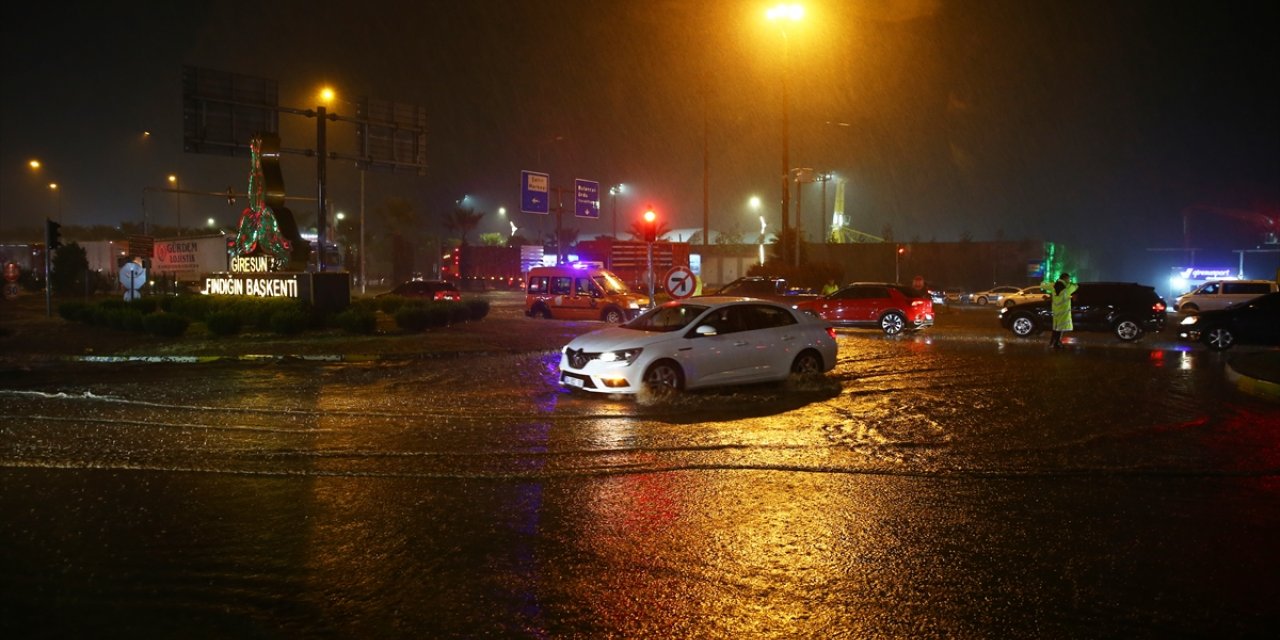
[1047,272,1078,349]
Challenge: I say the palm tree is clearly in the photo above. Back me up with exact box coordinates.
[624,218,672,242]
[443,207,485,246]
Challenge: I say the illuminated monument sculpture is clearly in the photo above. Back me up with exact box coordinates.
[203,132,348,310]
[231,133,310,271]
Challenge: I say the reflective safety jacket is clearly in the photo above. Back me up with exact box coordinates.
[1049,279,1078,331]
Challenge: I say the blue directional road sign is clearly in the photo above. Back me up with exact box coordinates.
[521,170,550,215]
[575,179,600,219]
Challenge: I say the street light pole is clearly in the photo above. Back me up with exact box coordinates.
[49,183,61,223]
[316,104,328,271]
[168,175,181,236]
[359,168,366,294]
[610,184,624,239]
[767,4,804,266]
[780,41,791,265]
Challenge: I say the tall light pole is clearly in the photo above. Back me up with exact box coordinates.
[48,183,61,223]
[767,4,804,266]
[359,168,366,293]
[815,171,833,243]
[168,174,181,236]
[314,86,342,272]
[609,184,625,239]
[749,195,764,266]
[792,167,813,267]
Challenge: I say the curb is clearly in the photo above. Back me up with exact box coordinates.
[1225,360,1280,402]
[1,349,563,366]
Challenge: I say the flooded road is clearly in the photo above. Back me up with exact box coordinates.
[2,319,1278,638]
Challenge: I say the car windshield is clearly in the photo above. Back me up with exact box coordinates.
[718,280,777,296]
[592,273,629,295]
[624,303,709,332]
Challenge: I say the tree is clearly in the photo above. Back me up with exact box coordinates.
[715,223,745,245]
[478,232,505,246]
[624,218,671,242]
[550,227,579,254]
[51,241,89,295]
[443,207,485,246]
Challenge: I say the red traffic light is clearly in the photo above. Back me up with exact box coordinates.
[896,244,907,256]
[642,206,657,242]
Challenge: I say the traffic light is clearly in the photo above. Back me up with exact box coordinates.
[45,219,62,251]
[896,244,908,257]
[643,206,657,243]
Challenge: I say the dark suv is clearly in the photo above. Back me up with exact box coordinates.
[999,282,1167,341]
[711,276,819,305]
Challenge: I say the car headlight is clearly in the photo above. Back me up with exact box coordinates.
[599,348,643,364]
[628,301,640,309]
[1180,315,1199,326]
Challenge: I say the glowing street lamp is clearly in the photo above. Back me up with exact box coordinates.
[766,3,805,266]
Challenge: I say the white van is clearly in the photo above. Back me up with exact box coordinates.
[1175,279,1277,314]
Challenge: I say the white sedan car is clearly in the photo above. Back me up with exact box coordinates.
[1002,285,1049,307]
[558,297,838,394]
[968,285,1023,305]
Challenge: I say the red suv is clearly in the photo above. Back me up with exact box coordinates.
[796,282,934,335]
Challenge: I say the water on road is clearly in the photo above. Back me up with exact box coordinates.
[2,325,1278,638]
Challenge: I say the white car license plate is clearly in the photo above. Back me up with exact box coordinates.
[563,375,585,388]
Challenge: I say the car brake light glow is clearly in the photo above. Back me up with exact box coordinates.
[825,327,837,339]
[1153,301,1166,312]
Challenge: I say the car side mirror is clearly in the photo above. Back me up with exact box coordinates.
[695,324,718,337]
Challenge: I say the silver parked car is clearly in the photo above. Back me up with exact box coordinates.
[968,285,1023,305]
[559,297,838,395]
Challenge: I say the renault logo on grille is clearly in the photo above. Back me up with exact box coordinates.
[568,348,591,369]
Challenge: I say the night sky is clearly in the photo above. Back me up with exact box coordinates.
[3,0,1277,279]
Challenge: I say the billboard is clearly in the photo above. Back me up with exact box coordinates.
[182,66,279,157]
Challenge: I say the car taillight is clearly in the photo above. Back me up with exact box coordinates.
[825,327,837,339]
[1153,301,1166,313]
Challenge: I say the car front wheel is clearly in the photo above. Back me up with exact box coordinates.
[1204,326,1236,351]
[791,350,823,375]
[602,307,625,324]
[1010,315,1037,337]
[880,312,906,335]
[1114,318,1143,341]
[643,360,684,390]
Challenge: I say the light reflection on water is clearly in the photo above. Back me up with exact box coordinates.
[2,337,1279,638]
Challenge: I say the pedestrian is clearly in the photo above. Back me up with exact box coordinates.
[821,277,839,296]
[1047,272,1078,349]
